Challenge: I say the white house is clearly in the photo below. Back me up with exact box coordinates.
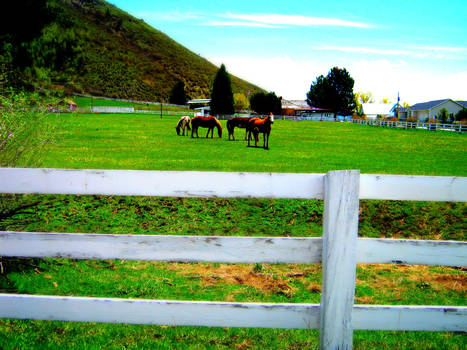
[399,99,467,122]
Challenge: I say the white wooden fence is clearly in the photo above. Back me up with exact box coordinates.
[0,168,466,349]
[352,118,467,132]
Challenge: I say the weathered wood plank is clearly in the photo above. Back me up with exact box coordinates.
[0,294,320,329]
[1,168,465,202]
[360,174,467,202]
[0,168,325,199]
[2,232,465,267]
[353,305,467,332]
[357,238,467,266]
[1,294,465,332]
[320,170,360,350]
[0,232,322,264]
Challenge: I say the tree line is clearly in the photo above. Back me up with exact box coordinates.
[170,65,358,118]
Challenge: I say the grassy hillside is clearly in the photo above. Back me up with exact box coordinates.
[0,0,263,101]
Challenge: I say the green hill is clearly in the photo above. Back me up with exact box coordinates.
[0,0,263,101]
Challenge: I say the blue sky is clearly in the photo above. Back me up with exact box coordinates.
[109,0,466,104]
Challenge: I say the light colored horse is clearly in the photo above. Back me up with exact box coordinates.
[175,116,191,136]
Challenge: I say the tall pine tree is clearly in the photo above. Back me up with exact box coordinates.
[210,64,234,115]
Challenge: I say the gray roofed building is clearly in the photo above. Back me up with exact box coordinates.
[401,99,467,121]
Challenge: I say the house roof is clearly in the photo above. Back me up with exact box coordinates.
[188,99,211,104]
[409,99,451,111]
[281,99,309,109]
[409,99,467,111]
[281,99,332,111]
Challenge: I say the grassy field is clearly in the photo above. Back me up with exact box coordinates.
[1,113,466,349]
[37,113,466,175]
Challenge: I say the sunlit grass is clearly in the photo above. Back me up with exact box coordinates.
[2,113,466,349]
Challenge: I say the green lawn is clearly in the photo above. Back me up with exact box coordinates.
[1,114,466,349]
[38,113,466,175]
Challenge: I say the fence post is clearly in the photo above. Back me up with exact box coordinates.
[319,170,360,350]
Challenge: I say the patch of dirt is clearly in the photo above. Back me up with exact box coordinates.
[168,263,299,295]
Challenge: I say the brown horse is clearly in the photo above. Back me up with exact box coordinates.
[175,116,191,136]
[247,113,274,149]
[227,117,252,141]
[191,116,223,138]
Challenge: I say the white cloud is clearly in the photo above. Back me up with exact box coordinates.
[217,12,372,28]
[211,56,467,104]
[311,45,467,60]
[206,21,278,28]
[210,56,329,99]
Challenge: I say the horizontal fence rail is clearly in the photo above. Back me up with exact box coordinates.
[1,294,465,332]
[2,232,466,266]
[0,168,466,202]
[352,119,467,132]
[1,167,466,349]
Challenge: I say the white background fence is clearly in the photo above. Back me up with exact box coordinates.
[352,118,466,132]
[0,168,466,349]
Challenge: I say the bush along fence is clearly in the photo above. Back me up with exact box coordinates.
[0,168,466,349]
[352,118,466,132]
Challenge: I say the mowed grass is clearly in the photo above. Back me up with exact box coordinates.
[39,113,466,175]
[1,113,466,349]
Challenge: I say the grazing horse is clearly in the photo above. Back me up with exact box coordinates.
[191,116,223,138]
[247,113,274,149]
[227,117,252,141]
[175,116,191,136]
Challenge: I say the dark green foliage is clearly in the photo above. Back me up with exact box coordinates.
[455,108,467,121]
[438,108,449,123]
[210,64,234,115]
[307,67,356,118]
[250,91,282,115]
[169,80,187,105]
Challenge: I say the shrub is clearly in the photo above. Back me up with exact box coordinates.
[455,108,467,121]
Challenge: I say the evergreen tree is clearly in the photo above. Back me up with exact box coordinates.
[210,64,234,115]
[169,80,187,105]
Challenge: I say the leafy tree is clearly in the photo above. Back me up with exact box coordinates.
[307,67,356,119]
[455,108,467,121]
[233,93,249,111]
[249,91,282,115]
[169,80,187,105]
[210,64,234,115]
[380,97,393,104]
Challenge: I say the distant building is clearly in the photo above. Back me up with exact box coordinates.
[398,99,467,121]
[187,99,210,109]
[188,98,211,116]
[361,103,393,120]
[281,99,332,118]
